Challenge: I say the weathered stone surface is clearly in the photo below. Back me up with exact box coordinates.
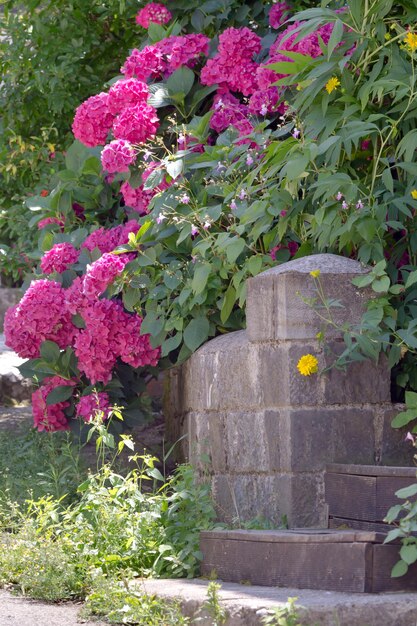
[378,404,415,466]
[164,253,412,531]
[211,472,324,527]
[0,337,32,404]
[247,253,371,342]
[0,287,21,332]
[140,577,417,626]
[270,407,376,473]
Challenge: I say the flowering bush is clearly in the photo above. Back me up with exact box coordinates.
[9,0,417,445]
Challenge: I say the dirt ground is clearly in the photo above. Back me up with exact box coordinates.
[0,589,106,626]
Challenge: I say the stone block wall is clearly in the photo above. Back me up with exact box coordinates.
[166,254,413,528]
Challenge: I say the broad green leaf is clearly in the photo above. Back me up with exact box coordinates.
[192,263,211,295]
[220,285,236,324]
[400,544,417,565]
[40,340,61,364]
[183,316,209,351]
[167,67,195,98]
[396,483,417,499]
[46,384,74,406]
[226,238,246,263]
[391,560,409,578]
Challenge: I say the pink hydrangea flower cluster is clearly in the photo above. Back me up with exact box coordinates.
[101,139,137,173]
[107,78,149,115]
[81,220,140,254]
[75,391,111,422]
[210,92,253,137]
[201,28,261,96]
[4,280,76,358]
[136,2,172,28]
[40,242,79,275]
[37,217,64,230]
[120,181,155,215]
[269,2,291,28]
[113,102,159,144]
[248,86,287,116]
[74,299,159,384]
[120,161,172,214]
[83,253,130,299]
[32,376,76,432]
[72,92,114,147]
[121,34,210,80]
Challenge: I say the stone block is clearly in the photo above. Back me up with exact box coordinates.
[224,412,272,472]
[247,253,371,342]
[264,407,376,472]
[321,342,390,404]
[211,472,325,528]
[378,404,416,466]
[188,412,227,472]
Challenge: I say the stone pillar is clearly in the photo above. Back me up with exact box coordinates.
[167,254,412,527]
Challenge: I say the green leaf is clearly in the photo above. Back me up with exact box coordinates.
[161,332,182,357]
[372,276,390,293]
[183,316,209,352]
[406,390,417,409]
[192,263,211,295]
[400,544,417,565]
[165,158,183,179]
[40,340,61,364]
[327,18,344,60]
[391,560,409,578]
[167,67,195,98]
[226,238,246,264]
[391,410,415,429]
[221,285,236,324]
[46,384,74,405]
[148,83,173,108]
[396,484,417,499]
[406,270,417,290]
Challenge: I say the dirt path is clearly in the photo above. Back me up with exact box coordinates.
[0,589,106,625]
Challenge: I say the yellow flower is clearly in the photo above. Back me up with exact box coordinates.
[310,269,321,278]
[411,189,417,199]
[404,31,417,52]
[297,354,319,376]
[325,76,340,94]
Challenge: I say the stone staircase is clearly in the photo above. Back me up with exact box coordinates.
[200,463,417,593]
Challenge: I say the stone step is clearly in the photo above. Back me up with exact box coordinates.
[199,528,417,593]
[0,406,32,430]
[139,577,417,626]
[0,334,32,405]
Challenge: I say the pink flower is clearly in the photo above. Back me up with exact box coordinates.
[83,253,130,299]
[191,224,199,236]
[82,221,140,255]
[4,279,76,358]
[101,139,136,173]
[113,103,159,144]
[76,392,112,422]
[74,299,159,384]
[121,181,154,215]
[37,217,65,230]
[107,78,149,116]
[72,92,114,147]
[201,27,261,95]
[210,92,252,137]
[136,2,172,28]
[121,46,165,81]
[40,243,79,275]
[288,241,299,256]
[269,2,291,29]
[248,87,287,116]
[32,376,76,432]
[121,35,209,81]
